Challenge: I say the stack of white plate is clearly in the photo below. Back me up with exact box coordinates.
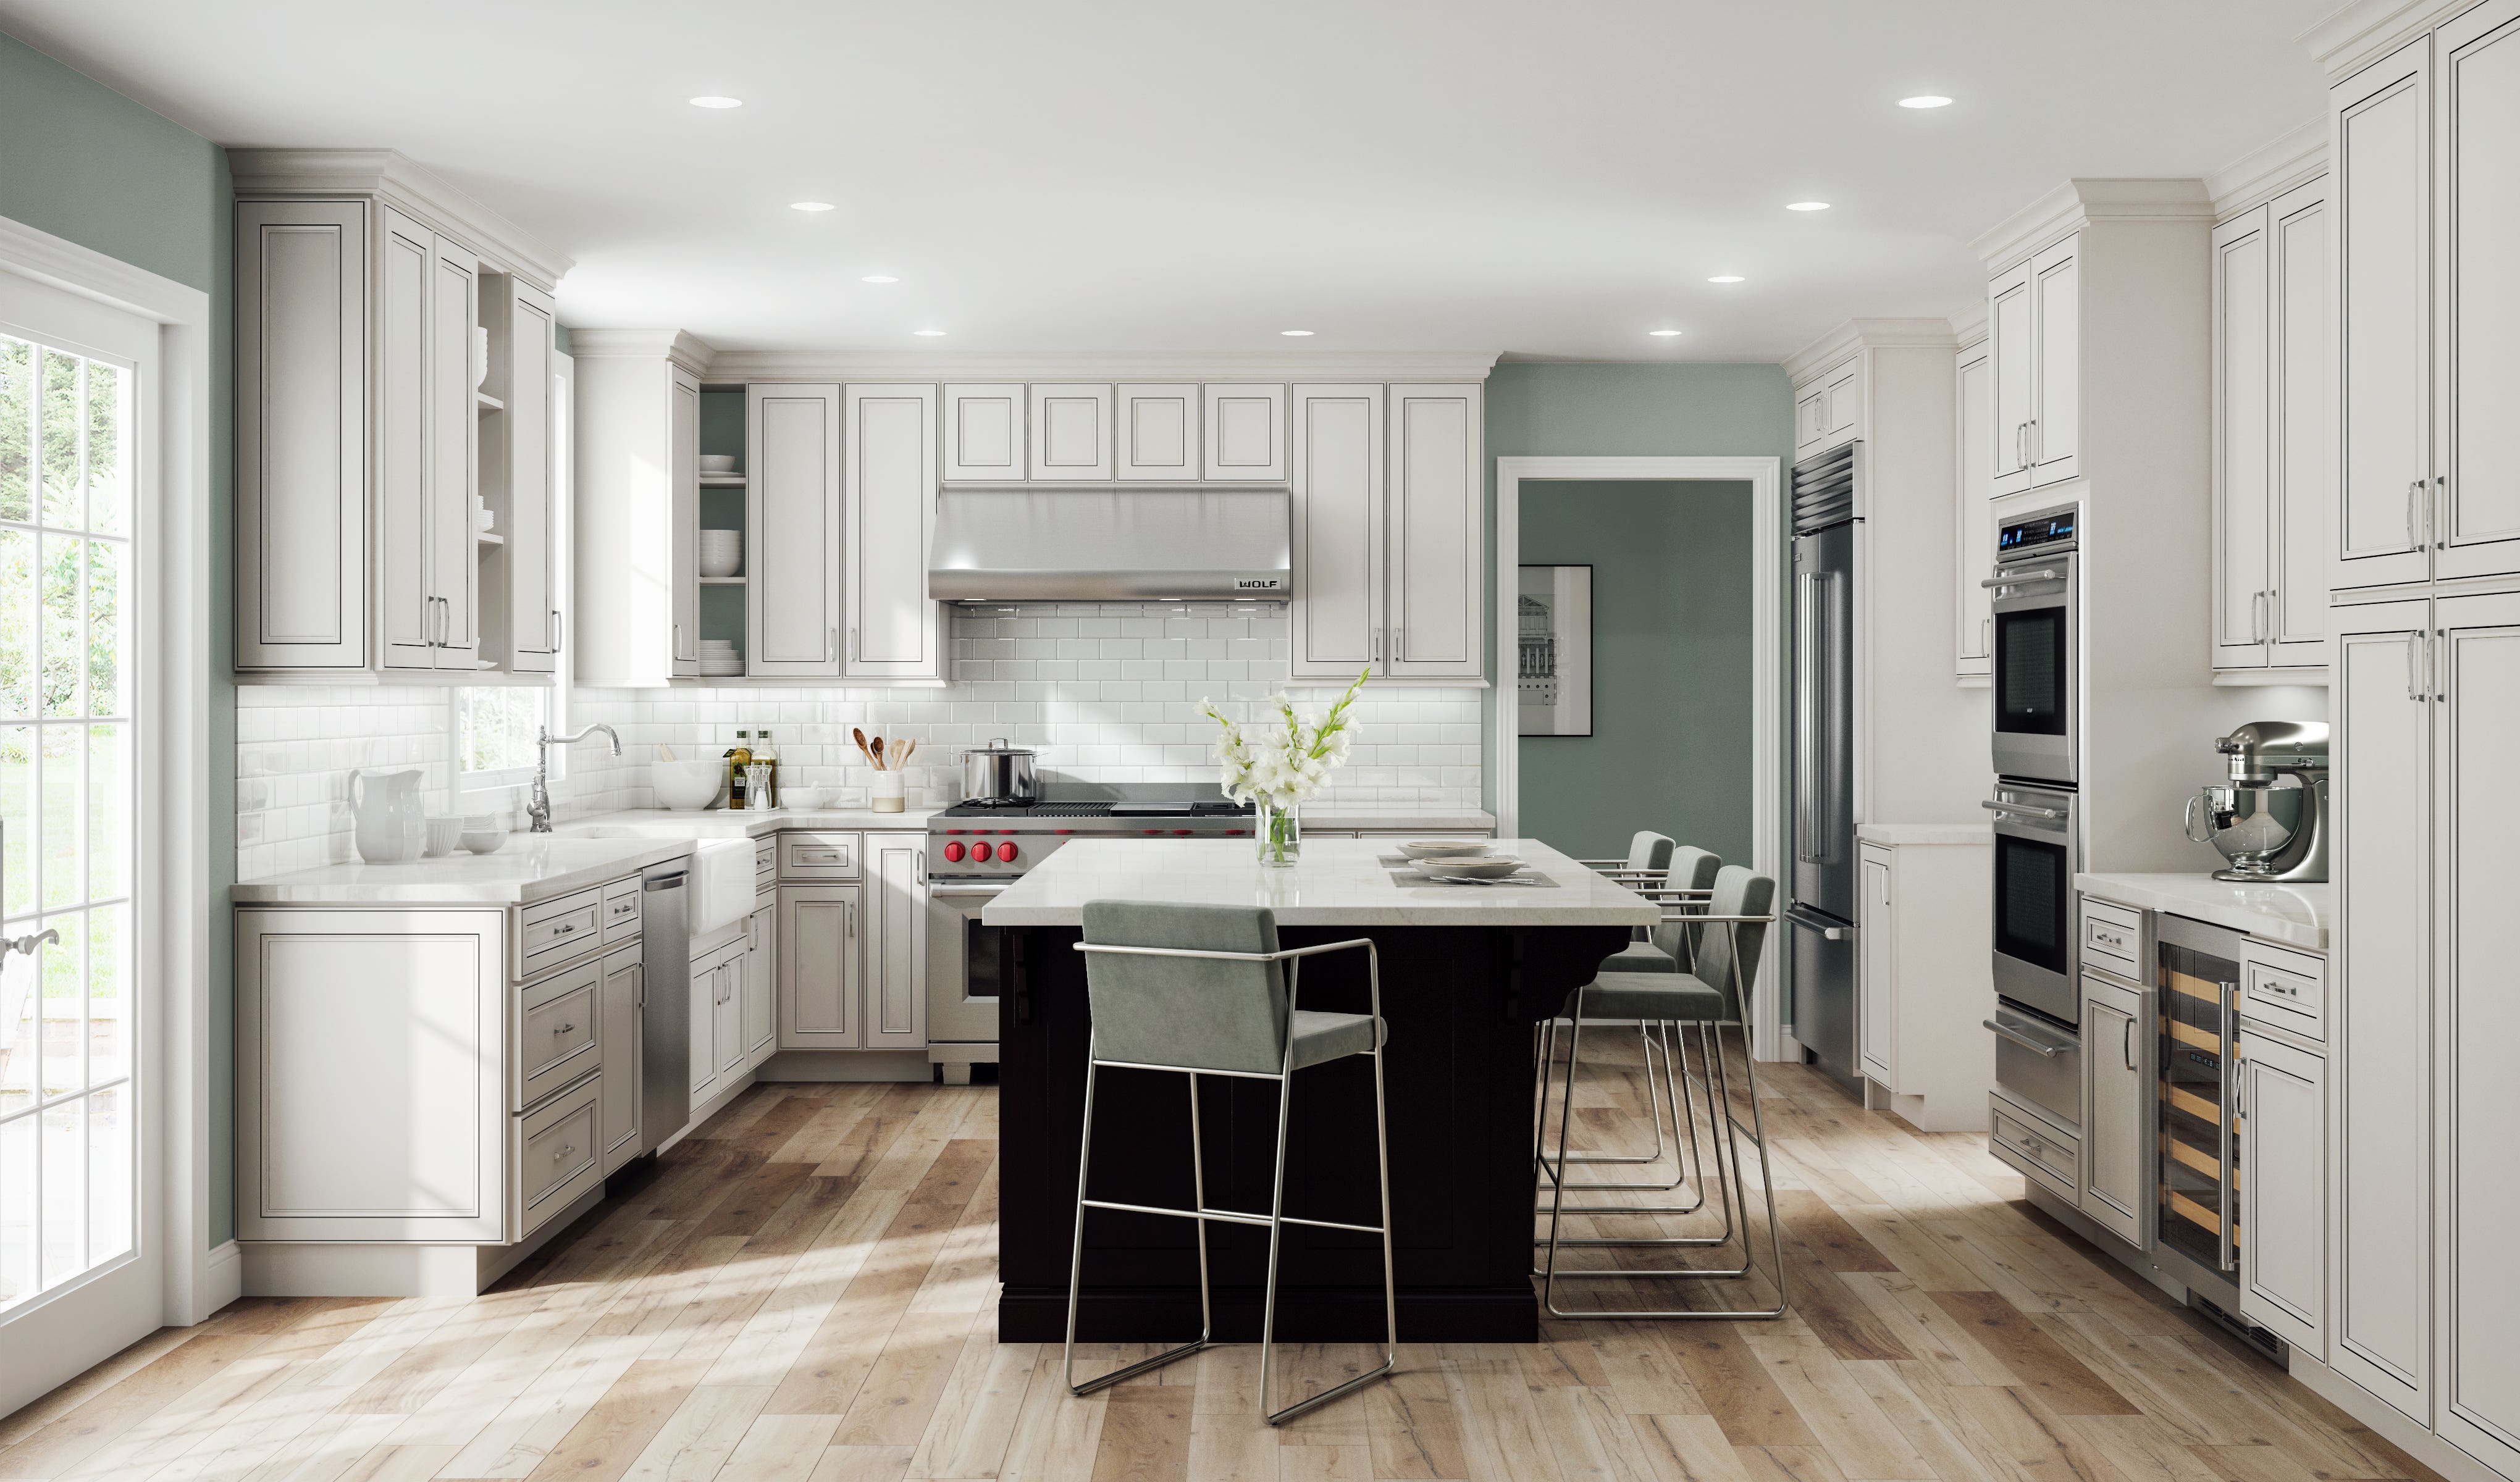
[697,638,742,676]
[699,529,742,579]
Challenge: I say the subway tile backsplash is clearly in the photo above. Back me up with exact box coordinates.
[237,603,1483,879]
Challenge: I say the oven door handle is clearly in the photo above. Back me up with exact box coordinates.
[1980,568,2064,588]
[1982,1018,2070,1058]
[1981,798,2065,821]
[930,883,1011,900]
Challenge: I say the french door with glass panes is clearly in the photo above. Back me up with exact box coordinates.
[0,274,154,1376]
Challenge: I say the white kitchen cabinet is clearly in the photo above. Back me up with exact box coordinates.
[1989,261,2035,495]
[597,944,642,1174]
[1954,341,1993,678]
[1857,849,1894,1083]
[1386,383,1485,679]
[1288,383,1482,684]
[863,836,928,1050]
[2028,236,2080,487]
[1288,385,1383,680]
[427,233,481,666]
[1851,834,1993,1132]
[844,383,946,681]
[2080,973,2146,1249]
[502,282,560,673]
[379,209,482,671]
[691,942,746,1102]
[565,336,705,685]
[780,884,861,1049]
[1792,356,1860,460]
[1030,383,1113,480]
[2332,40,2434,590]
[2238,1029,2324,1356]
[1794,384,1827,456]
[2215,180,2332,672]
[670,370,701,677]
[747,382,842,677]
[715,955,743,1078]
[744,900,776,1064]
[1117,383,1199,480]
[2330,595,2433,1420]
[943,383,1025,481]
[1203,383,1287,481]
[2435,2,2520,584]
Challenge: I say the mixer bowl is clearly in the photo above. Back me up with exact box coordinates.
[2185,780,2306,875]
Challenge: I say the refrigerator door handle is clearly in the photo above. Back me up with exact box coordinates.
[1786,906,1855,942]
[1794,571,1818,864]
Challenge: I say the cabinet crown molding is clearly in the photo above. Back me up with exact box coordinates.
[690,348,1500,384]
[1970,178,2215,270]
[227,148,574,291]
[1948,298,1989,347]
[2208,120,2329,220]
[2298,0,2471,75]
[565,328,717,375]
[1784,318,1958,384]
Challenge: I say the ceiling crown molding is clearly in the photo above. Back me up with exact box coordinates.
[2299,0,2468,76]
[1783,318,1958,383]
[226,148,574,292]
[1968,178,2216,270]
[564,329,717,375]
[2207,120,2329,219]
[695,348,1502,384]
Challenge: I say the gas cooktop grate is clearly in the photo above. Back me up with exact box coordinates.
[933,803,1251,821]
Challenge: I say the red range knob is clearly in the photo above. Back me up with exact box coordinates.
[1173,829,1191,835]
[969,842,994,863]
[998,842,1018,861]
[942,842,966,863]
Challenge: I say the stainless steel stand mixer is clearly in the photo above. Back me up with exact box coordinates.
[2183,720,2329,883]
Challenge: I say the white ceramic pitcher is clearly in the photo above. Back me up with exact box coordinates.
[349,768,425,863]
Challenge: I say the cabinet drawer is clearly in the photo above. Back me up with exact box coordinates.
[518,887,603,976]
[517,960,601,1111]
[600,877,642,945]
[514,1073,602,1237]
[755,835,778,877]
[2241,940,2324,1041]
[1990,1091,2081,1201]
[2080,898,2143,979]
[781,832,862,881]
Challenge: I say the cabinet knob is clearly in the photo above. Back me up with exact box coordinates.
[554,1022,576,1035]
[554,1144,574,1161]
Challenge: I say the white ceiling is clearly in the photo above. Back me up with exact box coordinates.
[4,0,2334,361]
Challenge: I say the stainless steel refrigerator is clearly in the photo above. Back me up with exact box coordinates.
[1787,444,1860,1093]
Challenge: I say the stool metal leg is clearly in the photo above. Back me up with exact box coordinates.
[1065,1049,1213,1396]
[1532,1019,1710,1213]
[1532,1016,1736,1255]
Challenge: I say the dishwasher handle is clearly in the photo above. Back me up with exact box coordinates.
[1983,1018,2068,1058]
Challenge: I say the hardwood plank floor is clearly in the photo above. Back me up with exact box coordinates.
[0,1053,2448,1482]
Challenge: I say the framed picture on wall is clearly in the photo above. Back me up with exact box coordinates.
[1516,564,1592,737]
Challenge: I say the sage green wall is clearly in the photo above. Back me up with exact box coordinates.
[1516,482,1753,863]
[0,30,237,1244]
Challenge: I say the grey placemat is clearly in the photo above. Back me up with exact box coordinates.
[1386,867,1560,889]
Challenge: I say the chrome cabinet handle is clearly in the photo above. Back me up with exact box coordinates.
[554,1144,574,1162]
[2122,1015,2136,1072]
[849,627,859,663]
[2249,590,2268,646]
[1980,616,1992,658]
[2437,474,2448,548]
[554,1021,576,1035]
[2408,478,2425,548]
[825,627,837,664]
[2407,630,2424,702]
[550,609,563,654]
[846,901,855,938]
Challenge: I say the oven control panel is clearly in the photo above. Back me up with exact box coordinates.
[1998,505,2078,555]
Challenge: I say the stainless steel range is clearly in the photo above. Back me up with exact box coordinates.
[922,784,1256,1082]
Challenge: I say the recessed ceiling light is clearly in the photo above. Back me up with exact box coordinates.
[1707,274,1746,283]
[790,201,835,212]
[1648,329,1684,337]
[688,96,743,109]
[1786,201,1831,212]
[913,329,946,337]
[1898,95,1953,109]
[860,274,899,283]
[1280,329,1314,337]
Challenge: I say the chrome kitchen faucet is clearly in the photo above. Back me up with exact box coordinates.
[529,724,623,833]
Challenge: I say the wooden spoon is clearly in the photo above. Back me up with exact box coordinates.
[852,727,876,766]
[871,735,886,771]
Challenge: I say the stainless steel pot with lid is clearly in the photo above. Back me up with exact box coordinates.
[960,737,1039,804]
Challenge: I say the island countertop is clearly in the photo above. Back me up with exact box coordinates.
[980,836,1656,927]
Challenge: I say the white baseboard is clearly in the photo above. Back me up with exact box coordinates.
[240,1186,603,1299]
[755,1049,932,1083]
[192,1241,242,1323]
[2287,1350,2506,1482]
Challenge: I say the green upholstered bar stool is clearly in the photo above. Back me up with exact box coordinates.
[1064,900,1396,1425]
[1535,865,1787,1320]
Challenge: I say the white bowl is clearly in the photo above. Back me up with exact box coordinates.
[1396,839,1494,861]
[422,816,466,858]
[653,759,725,810]
[698,454,737,475]
[698,532,742,579]
[786,784,828,810]
[1413,855,1526,880]
[459,822,510,855]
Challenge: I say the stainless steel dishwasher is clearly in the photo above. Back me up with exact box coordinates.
[639,860,691,1156]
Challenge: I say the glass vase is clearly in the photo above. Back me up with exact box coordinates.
[1255,798,1302,868]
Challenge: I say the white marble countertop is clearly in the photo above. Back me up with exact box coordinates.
[981,837,1655,927]
[234,835,699,906]
[1857,822,1993,846]
[2076,872,2333,953]
[550,806,941,839]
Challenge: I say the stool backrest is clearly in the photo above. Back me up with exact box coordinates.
[1624,831,1677,873]
[1080,900,1289,1074]
[1692,866,1775,1018]
[1649,846,1723,965]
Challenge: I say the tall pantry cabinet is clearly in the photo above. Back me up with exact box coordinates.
[2320,4,2520,1477]
[232,151,570,679]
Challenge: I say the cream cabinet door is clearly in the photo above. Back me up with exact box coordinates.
[1116,383,1198,480]
[1204,383,1286,481]
[2271,180,2331,663]
[744,902,777,1062]
[1990,261,2035,496]
[506,283,559,673]
[845,383,945,680]
[598,945,642,1173]
[690,951,720,1100]
[427,233,480,666]
[2330,596,2433,1420]
[2079,973,2145,1247]
[1030,383,1112,481]
[943,383,1024,481]
[714,959,743,1076]
[2333,40,2435,590]
[779,885,860,1049]
[2029,235,2080,488]
[1954,346,1994,676]
[2238,1031,2324,1355]
[1794,385,1827,456]
[235,199,367,669]
[1823,360,1861,444]
[2435,3,2520,584]
[2436,587,2520,1466]
[1857,847,1894,1085]
[863,838,928,1050]
[2214,208,2274,669]
[1288,385,1383,681]
[1384,384,1484,679]
[379,209,438,669]
[670,367,702,677]
[748,382,843,677]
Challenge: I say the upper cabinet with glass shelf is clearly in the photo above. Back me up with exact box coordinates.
[231,150,571,682]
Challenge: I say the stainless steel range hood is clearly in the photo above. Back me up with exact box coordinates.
[927,484,1292,602]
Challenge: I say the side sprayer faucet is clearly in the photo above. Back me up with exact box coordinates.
[530,724,623,833]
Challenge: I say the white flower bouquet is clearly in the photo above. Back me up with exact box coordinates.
[1199,667,1370,866]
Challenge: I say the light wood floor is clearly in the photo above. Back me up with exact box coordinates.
[0,1044,2442,1482]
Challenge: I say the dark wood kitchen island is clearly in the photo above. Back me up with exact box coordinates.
[985,837,1650,1343]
